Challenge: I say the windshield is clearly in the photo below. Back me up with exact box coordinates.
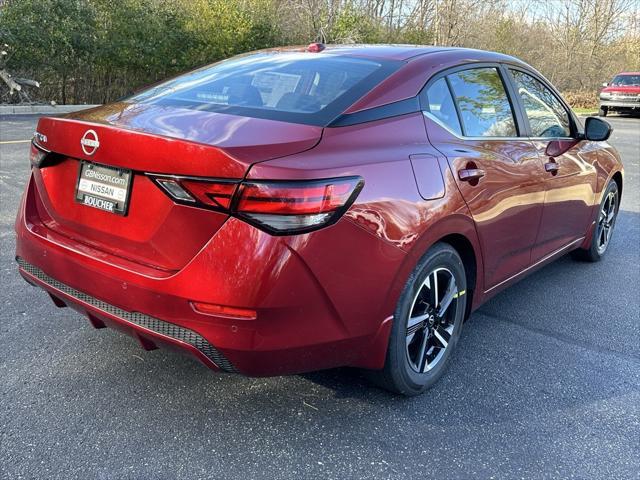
[126,53,401,126]
[610,74,640,86]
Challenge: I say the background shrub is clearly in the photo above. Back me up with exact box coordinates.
[1,0,638,105]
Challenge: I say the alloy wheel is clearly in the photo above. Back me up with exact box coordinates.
[597,189,618,254]
[405,267,460,373]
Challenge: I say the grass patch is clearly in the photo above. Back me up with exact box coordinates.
[572,107,599,115]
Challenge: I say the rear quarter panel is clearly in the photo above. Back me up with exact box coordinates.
[248,113,483,350]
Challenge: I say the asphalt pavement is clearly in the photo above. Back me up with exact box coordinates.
[1,114,639,480]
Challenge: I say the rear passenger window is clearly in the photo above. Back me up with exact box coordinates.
[447,68,517,137]
[510,70,571,138]
[425,77,462,135]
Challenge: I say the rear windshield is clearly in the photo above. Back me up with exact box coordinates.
[126,53,401,126]
[611,74,640,86]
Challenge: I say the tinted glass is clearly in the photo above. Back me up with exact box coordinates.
[611,74,640,86]
[510,70,571,138]
[127,53,399,126]
[447,68,517,137]
[425,77,462,135]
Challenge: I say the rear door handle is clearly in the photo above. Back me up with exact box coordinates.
[458,168,485,182]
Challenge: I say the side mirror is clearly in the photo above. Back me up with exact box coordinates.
[545,139,579,157]
[584,117,612,141]
[602,82,609,87]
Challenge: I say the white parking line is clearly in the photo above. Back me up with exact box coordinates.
[0,139,31,144]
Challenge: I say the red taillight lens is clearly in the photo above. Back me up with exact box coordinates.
[29,141,48,168]
[235,177,363,234]
[179,179,237,209]
[236,181,355,215]
[149,174,363,235]
[151,176,239,210]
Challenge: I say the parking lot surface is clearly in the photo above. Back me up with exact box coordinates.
[1,114,639,479]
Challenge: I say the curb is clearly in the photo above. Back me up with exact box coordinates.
[0,104,99,115]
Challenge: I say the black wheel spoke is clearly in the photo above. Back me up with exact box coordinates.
[437,276,457,318]
[433,326,451,348]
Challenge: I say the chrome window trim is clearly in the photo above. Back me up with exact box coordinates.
[424,112,579,144]
[422,111,524,141]
[528,136,575,141]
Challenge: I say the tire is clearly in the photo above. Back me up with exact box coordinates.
[370,242,467,396]
[598,106,608,117]
[572,179,619,262]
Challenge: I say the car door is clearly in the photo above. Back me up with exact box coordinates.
[507,68,598,262]
[421,65,547,291]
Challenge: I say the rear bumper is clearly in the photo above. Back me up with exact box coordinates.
[15,174,398,376]
[17,257,237,372]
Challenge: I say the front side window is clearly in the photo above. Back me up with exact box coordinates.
[510,70,571,138]
[425,77,462,135]
[446,67,517,137]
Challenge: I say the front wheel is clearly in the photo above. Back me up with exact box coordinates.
[370,243,467,396]
[572,179,619,262]
[598,106,608,117]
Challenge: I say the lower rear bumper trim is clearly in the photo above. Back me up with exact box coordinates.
[16,257,237,373]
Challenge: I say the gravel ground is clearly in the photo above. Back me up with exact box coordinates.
[1,114,639,480]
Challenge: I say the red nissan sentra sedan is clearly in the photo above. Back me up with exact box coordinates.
[16,45,623,395]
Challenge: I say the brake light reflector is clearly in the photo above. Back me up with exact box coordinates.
[191,302,257,320]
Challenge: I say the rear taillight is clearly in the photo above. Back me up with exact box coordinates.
[149,174,363,235]
[29,138,62,169]
[29,141,48,168]
[179,179,237,209]
[235,178,363,234]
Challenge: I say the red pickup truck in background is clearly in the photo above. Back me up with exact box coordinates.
[599,72,640,116]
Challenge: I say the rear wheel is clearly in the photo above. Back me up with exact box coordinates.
[598,106,608,117]
[572,179,619,262]
[371,243,467,396]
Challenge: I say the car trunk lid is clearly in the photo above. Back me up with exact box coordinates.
[31,104,322,272]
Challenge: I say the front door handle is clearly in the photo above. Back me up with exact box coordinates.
[545,158,559,174]
[458,168,485,182]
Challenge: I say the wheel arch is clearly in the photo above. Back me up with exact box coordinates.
[357,217,483,371]
[611,170,623,200]
[384,214,485,322]
[437,233,478,321]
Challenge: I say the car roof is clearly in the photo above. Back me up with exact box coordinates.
[614,72,640,75]
[320,44,449,60]
[259,44,523,63]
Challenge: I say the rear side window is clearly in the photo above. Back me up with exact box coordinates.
[447,68,517,137]
[510,70,571,138]
[425,78,462,135]
[127,53,400,126]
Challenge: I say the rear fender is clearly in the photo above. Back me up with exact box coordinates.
[385,212,484,318]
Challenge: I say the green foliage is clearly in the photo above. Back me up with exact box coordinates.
[0,0,638,104]
[330,7,382,43]
[1,0,98,75]
[0,0,279,103]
